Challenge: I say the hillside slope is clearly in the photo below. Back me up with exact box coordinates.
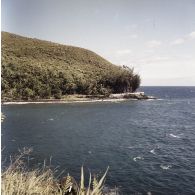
[1,32,140,100]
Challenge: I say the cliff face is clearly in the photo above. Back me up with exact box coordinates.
[1,32,141,100]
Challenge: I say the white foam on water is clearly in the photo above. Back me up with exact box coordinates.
[49,118,54,121]
[160,165,172,170]
[169,133,180,138]
[150,149,156,154]
[2,99,127,105]
[3,102,29,105]
[133,156,144,162]
[127,146,134,149]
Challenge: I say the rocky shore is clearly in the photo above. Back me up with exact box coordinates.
[109,92,156,100]
[1,92,156,105]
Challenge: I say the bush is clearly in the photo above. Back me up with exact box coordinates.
[21,88,35,100]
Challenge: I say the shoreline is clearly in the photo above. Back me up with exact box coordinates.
[2,92,157,105]
[2,98,128,105]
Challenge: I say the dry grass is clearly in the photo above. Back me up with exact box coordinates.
[1,148,110,195]
[1,148,60,195]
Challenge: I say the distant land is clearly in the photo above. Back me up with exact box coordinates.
[1,32,141,101]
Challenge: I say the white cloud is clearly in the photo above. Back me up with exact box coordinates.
[170,38,185,45]
[139,56,195,86]
[189,31,195,39]
[170,30,195,46]
[133,55,172,65]
[146,40,162,48]
[116,49,132,56]
[129,34,138,39]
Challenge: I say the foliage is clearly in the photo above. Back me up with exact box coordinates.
[1,148,111,195]
[1,32,141,100]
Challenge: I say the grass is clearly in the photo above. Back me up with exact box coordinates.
[1,148,110,195]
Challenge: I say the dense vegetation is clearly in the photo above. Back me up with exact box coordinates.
[1,32,141,100]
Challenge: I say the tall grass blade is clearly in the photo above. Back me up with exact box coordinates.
[91,167,109,195]
[86,172,92,195]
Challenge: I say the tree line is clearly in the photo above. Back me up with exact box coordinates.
[1,63,141,100]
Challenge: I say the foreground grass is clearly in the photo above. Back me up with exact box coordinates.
[1,148,110,195]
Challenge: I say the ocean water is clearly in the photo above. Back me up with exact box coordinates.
[2,87,195,195]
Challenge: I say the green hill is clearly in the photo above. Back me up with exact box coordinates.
[1,32,140,100]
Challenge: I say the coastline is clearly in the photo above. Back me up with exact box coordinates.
[2,98,128,105]
[2,92,157,105]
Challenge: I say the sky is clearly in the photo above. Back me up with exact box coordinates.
[1,0,195,86]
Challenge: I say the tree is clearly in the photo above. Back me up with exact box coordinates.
[21,88,34,100]
[131,74,141,92]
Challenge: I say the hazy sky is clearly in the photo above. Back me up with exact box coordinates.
[2,0,195,86]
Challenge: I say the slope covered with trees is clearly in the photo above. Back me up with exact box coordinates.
[1,32,141,100]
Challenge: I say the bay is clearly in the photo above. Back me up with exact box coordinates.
[2,87,195,194]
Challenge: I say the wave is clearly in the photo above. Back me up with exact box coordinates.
[150,145,160,154]
[167,102,176,105]
[160,165,172,170]
[127,146,134,149]
[169,133,181,138]
[133,156,144,162]
[150,149,156,154]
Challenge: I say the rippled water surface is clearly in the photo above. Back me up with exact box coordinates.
[2,87,195,194]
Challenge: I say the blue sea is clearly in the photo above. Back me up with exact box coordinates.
[2,87,195,194]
